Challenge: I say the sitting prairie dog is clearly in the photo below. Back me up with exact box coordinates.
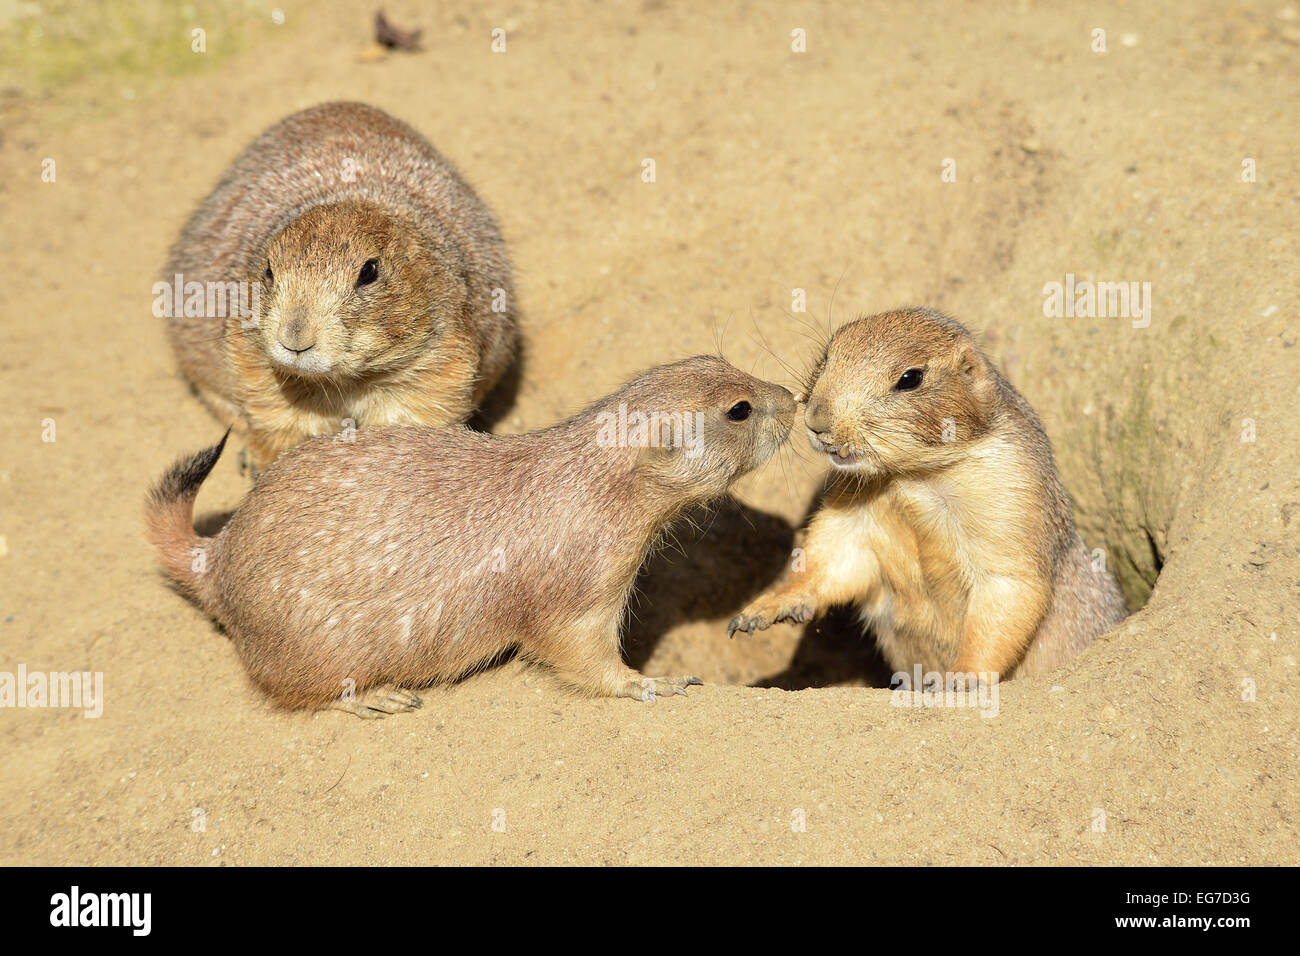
[730,308,1127,681]
[146,356,795,716]
[162,101,518,474]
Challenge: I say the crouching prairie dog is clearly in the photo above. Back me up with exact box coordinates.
[146,356,795,716]
[162,101,518,475]
[729,308,1127,681]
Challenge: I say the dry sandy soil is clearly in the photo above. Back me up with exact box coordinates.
[1,0,1297,865]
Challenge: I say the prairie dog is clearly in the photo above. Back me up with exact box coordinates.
[730,308,1127,680]
[162,102,518,473]
[146,357,795,716]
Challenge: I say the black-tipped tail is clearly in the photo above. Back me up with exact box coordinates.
[145,430,229,599]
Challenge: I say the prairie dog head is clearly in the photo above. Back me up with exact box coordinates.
[596,356,796,501]
[801,309,998,477]
[254,201,467,379]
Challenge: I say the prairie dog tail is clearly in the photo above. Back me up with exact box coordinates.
[145,431,228,603]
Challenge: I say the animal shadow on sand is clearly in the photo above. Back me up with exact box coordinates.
[467,340,524,433]
[623,496,892,689]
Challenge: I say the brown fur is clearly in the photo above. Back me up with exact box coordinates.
[145,357,795,713]
[163,102,518,473]
[730,308,1127,680]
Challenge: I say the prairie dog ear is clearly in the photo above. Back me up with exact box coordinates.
[634,442,677,470]
[957,341,987,383]
[957,340,999,415]
[633,412,712,472]
[624,413,684,473]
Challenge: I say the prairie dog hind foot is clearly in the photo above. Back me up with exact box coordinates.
[551,651,705,702]
[616,676,704,701]
[329,685,424,719]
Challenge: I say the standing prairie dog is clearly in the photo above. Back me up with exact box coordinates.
[729,308,1127,680]
[146,357,795,716]
[162,102,518,474]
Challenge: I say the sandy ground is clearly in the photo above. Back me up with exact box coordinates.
[1,0,1297,865]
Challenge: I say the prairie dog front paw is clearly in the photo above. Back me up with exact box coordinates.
[727,592,817,637]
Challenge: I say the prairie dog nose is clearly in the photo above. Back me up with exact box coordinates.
[768,384,796,417]
[804,399,831,436]
[277,313,316,353]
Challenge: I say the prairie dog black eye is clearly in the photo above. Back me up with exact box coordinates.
[726,401,752,422]
[357,258,379,286]
[264,264,273,284]
[894,369,924,391]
